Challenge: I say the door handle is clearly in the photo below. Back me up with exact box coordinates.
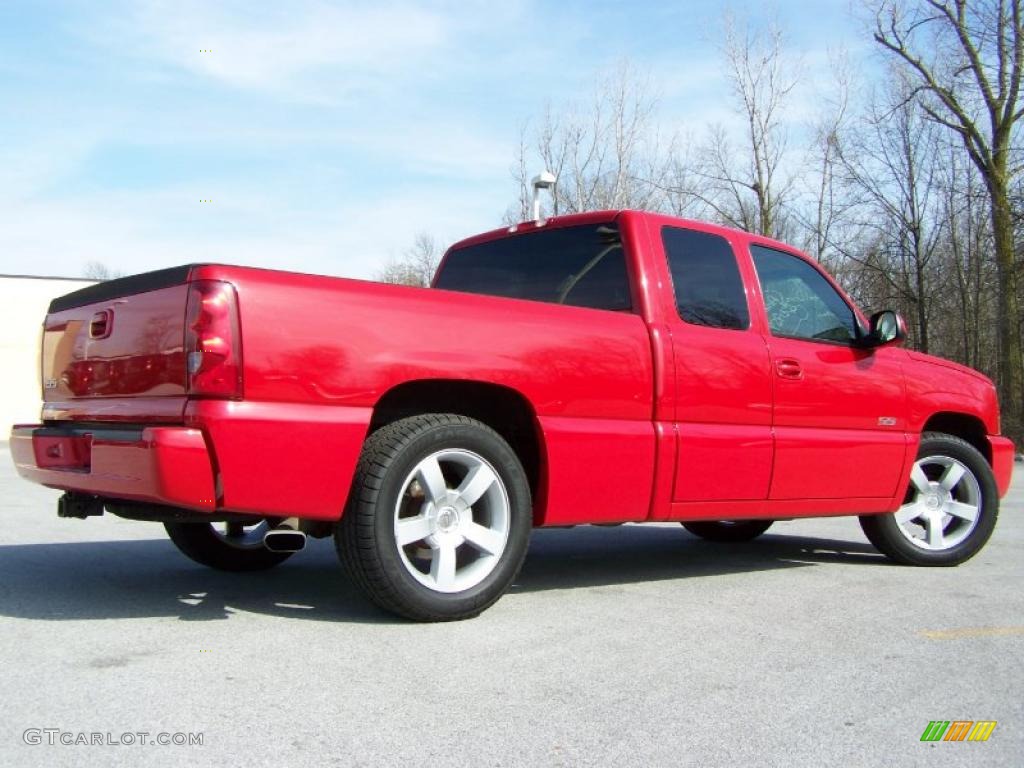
[775,358,803,380]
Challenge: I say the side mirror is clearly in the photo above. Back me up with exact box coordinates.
[863,310,907,348]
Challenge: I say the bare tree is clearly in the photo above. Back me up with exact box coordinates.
[375,233,441,288]
[794,51,860,267]
[507,23,800,237]
[498,8,1021,441]
[686,17,799,238]
[936,145,999,371]
[82,261,123,280]
[872,0,1024,438]
[507,125,534,223]
[838,77,947,351]
[507,61,668,221]
[662,135,708,220]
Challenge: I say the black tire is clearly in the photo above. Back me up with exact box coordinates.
[859,432,999,566]
[681,519,773,542]
[336,414,532,622]
[164,521,293,572]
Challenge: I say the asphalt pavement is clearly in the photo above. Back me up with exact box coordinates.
[0,443,1020,767]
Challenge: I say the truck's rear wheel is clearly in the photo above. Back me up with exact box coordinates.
[164,521,293,572]
[336,414,532,622]
[681,520,773,541]
[859,432,998,566]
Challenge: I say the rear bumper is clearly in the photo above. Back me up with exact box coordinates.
[10,424,216,511]
[989,435,1015,498]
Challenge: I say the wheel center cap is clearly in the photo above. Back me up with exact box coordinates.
[436,506,459,533]
[925,493,941,510]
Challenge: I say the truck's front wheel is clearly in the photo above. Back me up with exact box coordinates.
[336,414,532,621]
[858,432,998,566]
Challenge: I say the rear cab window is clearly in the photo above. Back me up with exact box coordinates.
[435,224,632,312]
[661,226,750,330]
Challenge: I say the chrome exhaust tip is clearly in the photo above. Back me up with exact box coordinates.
[263,529,307,553]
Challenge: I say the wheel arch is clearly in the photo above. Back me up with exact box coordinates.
[920,411,991,464]
[369,379,545,516]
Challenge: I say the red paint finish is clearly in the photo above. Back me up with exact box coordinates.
[535,416,656,525]
[989,436,1015,497]
[9,210,1014,531]
[32,433,92,470]
[185,399,371,520]
[637,214,774,504]
[187,258,655,524]
[648,421,678,521]
[11,425,215,509]
[737,237,912,501]
[669,327,774,502]
[42,285,189,404]
[769,427,908,500]
[764,340,909,499]
[194,262,654,422]
[667,320,774,500]
[902,355,1001,435]
[41,397,187,424]
[671,495,899,521]
[675,424,774,502]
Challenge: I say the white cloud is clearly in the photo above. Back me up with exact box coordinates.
[0,136,98,197]
[90,0,452,101]
[4,0,881,288]
[0,178,507,281]
[0,1,541,282]
[335,119,515,180]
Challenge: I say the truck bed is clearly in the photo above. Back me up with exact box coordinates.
[17,262,659,525]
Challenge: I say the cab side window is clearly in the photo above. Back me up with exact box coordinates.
[751,245,858,344]
[662,226,750,330]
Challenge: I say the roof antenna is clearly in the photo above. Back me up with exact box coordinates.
[531,171,557,225]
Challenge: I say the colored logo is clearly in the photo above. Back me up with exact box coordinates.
[921,721,997,742]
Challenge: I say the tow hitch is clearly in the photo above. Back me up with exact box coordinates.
[57,492,104,519]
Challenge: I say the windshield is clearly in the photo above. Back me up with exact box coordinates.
[435,224,632,312]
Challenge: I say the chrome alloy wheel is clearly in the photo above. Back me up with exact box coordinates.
[893,455,982,551]
[393,449,511,594]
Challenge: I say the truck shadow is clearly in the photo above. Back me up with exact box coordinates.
[515,524,882,593]
[0,525,883,624]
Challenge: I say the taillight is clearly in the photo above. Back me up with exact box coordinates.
[185,280,242,398]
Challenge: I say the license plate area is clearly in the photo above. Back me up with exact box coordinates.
[33,434,93,471]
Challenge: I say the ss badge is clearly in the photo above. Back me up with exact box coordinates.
[44,378,58,390]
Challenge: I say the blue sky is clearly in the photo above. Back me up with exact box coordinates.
[0,1,868,279]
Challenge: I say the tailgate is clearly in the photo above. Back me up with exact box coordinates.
[41,267,194,420]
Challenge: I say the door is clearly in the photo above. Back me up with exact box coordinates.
[749,245,908,500]
[661,226,774,502]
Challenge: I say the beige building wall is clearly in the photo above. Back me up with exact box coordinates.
[0,276,96,437]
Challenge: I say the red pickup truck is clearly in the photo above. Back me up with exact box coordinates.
[11,210,1015,621]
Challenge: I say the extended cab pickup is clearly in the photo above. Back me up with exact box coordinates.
[11,210,1016,620]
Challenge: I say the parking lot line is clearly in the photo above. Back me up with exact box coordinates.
[918,626,1024,640]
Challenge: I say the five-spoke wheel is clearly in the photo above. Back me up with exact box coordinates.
[336,414,532,621]
[860,432,998,566]
[393,449,511,593]
[892,456,981,551]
